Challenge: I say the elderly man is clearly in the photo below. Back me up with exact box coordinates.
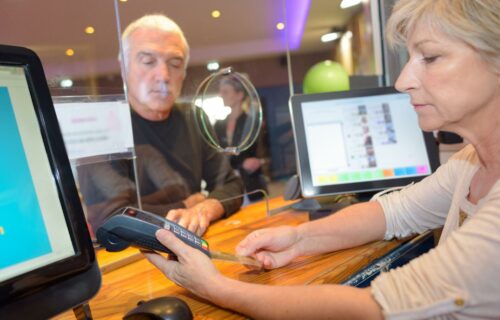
[81,14,243,236]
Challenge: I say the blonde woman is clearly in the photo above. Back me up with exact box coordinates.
[146,1,500,318]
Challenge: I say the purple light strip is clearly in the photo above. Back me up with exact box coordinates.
[285,0,311,50]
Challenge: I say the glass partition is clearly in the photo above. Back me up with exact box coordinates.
[2,0,391,222]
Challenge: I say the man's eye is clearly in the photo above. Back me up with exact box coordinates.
[168,59,183,69]
[139,56,156,66]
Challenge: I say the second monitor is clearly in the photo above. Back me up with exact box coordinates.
[290,87,440,198]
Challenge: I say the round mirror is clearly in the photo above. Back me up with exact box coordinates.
[192,67,263,155]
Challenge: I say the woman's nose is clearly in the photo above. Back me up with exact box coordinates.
[395,61,418,93]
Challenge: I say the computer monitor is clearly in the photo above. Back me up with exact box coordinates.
[0,45,100,319]
[290,87,440,198]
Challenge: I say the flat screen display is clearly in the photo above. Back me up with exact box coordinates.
[0,45,100,319]
[290,87,439,197]
[0,65,74,282]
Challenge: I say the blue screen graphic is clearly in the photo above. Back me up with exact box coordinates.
[0,86,52,268]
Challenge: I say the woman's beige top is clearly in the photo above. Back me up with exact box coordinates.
[373,145,500,319]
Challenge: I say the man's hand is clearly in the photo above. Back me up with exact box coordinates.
[166,199,224,236]
[182,192,206,208]
[144,229,223,300]
[236,226,301,269]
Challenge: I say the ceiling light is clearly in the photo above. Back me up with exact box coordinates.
[119,0,127,2]
[65,49,74,57]
[276,22,285,30]
[85,26,95,34]
[60,79,73,88]
[321,32,340,42]
[344,31,353,39]
[340,0,362,9]
[207,61,220,71]
[211,10,221,18]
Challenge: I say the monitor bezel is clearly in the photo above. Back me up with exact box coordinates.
[0,44,100,317]
[290,87,440,198]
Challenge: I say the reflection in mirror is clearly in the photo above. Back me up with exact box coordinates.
[193,67,262,155]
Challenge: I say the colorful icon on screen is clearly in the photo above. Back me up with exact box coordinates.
[0,226,4,235]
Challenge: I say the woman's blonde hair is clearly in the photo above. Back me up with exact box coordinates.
[386,0,500,70]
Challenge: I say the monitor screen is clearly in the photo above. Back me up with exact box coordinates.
[290,87,440,197]
[0,45,100,319]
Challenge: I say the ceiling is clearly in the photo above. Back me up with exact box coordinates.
[1,0,361,80]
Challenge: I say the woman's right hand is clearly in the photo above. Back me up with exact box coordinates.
[235,226,301,269]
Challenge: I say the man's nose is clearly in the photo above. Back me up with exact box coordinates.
[155,62,170,82]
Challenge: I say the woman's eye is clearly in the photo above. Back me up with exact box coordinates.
[423,56,439,64]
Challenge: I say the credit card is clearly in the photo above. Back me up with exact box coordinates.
[210,250,262,268]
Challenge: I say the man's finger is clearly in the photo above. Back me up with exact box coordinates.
[186,214,199,234]
[195,210,209,236]
[166,209,181,222]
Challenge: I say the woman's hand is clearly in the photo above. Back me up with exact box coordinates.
[235,226,301,269]
[144,229,223,300]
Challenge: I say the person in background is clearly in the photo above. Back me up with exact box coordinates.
[215,75,268,201]
[144,0,500,318]
[80,14,244,236]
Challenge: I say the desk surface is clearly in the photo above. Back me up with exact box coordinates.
[55,197,405,320]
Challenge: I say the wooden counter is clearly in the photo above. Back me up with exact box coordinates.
[55,197,406,320]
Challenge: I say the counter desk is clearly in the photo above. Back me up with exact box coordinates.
[55,197,416,320]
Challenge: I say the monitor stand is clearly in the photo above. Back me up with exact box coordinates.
[292,192,375,220]
[73,303,93,320]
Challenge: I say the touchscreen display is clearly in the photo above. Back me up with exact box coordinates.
[0,65,74,282]
[301,93,431,188]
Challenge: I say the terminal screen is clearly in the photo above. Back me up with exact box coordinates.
[0,65,74,282]
[301,92,431,189]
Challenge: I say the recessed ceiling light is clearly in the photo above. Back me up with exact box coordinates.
[85,26,95,34]
[321,32,340,42]
[60,79,73,88]
[65,49,75,57]
[211,10,221,18]
[276,22,285,30]
[207,61,220,71]
[340,0,362,9]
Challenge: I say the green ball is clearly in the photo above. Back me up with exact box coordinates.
[303,60,350,94]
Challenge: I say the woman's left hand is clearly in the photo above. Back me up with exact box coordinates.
[144,229,223,300]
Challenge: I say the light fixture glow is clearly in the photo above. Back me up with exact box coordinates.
[207,61,220,71]
[321,32,340,43]
[211,10,221,18]
[85,26,95,34]
[340,0,362,9]
[194,96,230,124]
[65,48,74,56]
[276,22,285,30]
[60,79,73,88]
[119,0,127,2]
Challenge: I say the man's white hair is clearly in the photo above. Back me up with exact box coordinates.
[119,14,190,70]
